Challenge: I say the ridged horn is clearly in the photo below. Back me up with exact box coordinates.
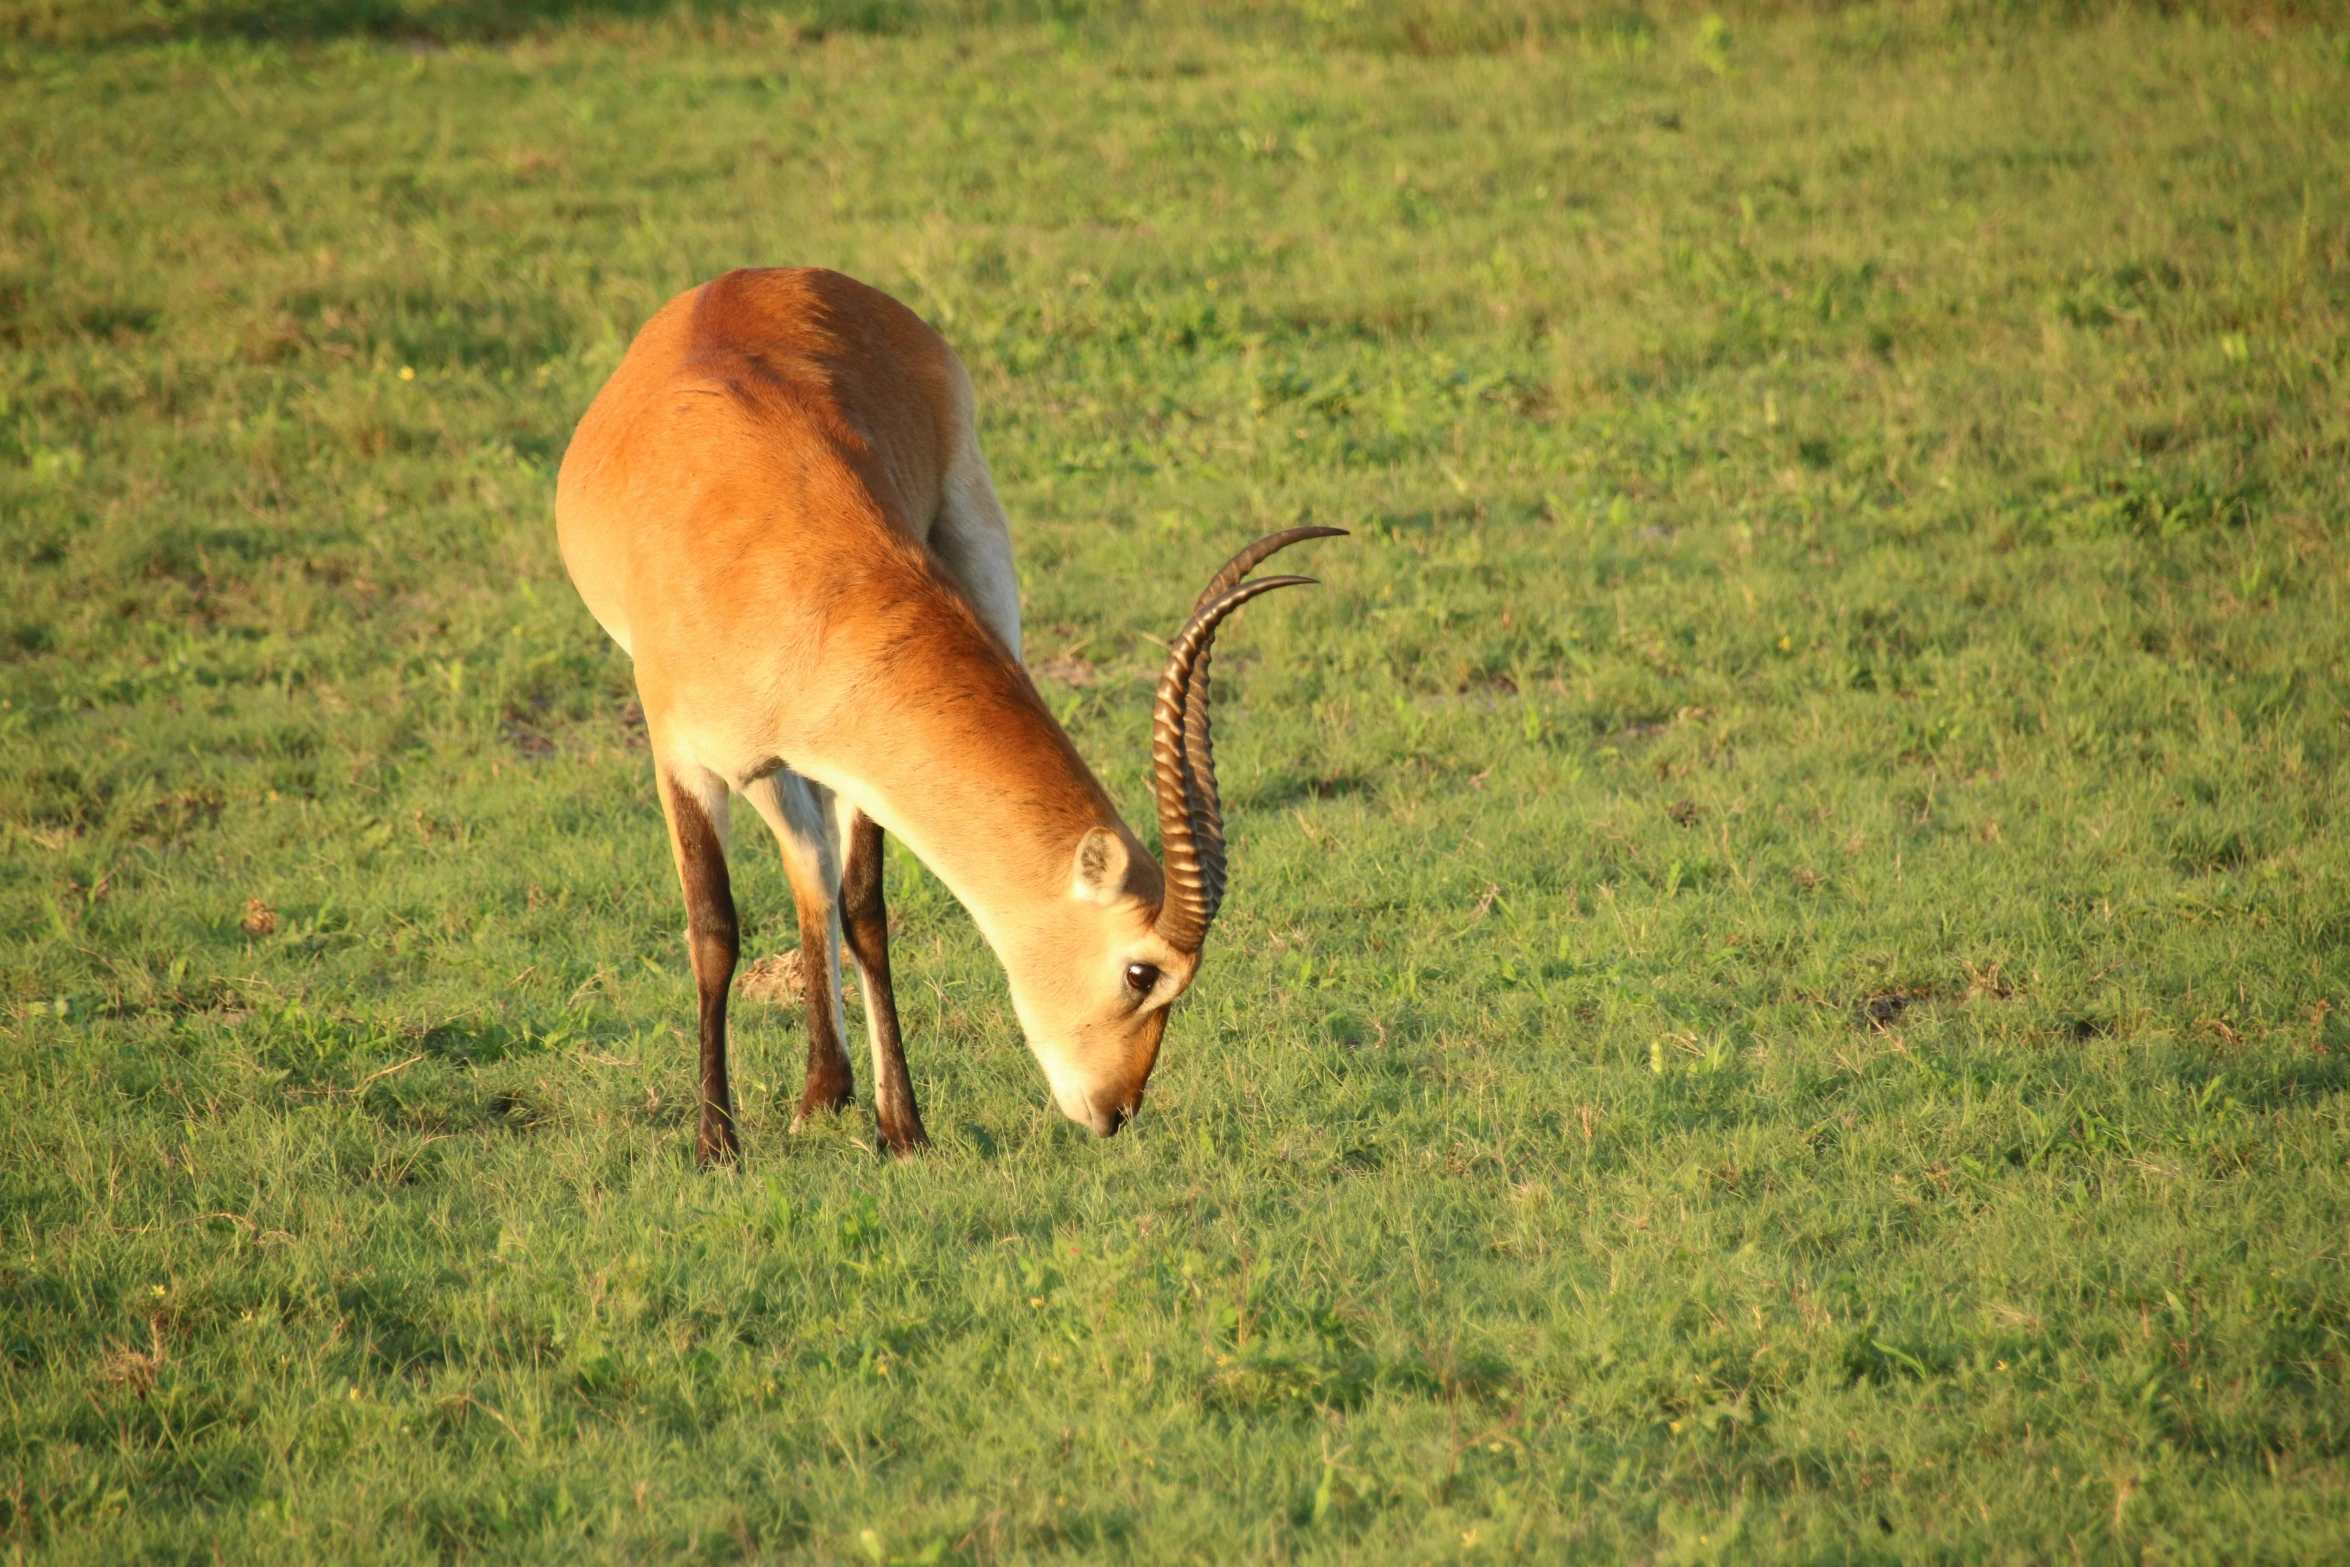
[1192,525,1350,611]
[1150,527,1345,952]
[1176,526,1348,919]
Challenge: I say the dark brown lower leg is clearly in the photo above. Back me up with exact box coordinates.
[790,885,856,1129]
[842,811,927,1153]
[664,781,740,1168]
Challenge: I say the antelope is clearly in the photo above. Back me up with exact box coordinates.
[556,266,1340,1162]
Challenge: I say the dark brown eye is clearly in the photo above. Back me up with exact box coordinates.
[1125,962,1160,995]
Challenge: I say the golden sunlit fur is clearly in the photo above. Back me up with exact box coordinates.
[557,267,1188,1153]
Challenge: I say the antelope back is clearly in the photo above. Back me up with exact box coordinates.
[556,267,967,672]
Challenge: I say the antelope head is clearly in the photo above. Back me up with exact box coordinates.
[1004,526,1346,1136]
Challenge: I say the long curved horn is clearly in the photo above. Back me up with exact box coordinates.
[1180,647,1227,919]
[1176,528,1349,912]
[1151,527,1347,950]
[1172,544,1333,912]
[1151,528,1349,948]
[1192,525,1349,613]
[1151,574,1314,950]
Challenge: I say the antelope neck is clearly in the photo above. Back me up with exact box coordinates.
[801,591,1132,938]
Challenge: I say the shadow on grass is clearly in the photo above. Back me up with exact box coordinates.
[17,0,945,50]
[2172,1050,2350,1113]
[1237,767,1370,809]
[415,1017,562,1066]
[338,1274,455,1375]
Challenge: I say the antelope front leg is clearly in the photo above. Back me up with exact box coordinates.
[841,811,927,1154]
[657,765,740,1168]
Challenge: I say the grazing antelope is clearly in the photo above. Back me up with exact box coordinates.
[556,267,1339,1162]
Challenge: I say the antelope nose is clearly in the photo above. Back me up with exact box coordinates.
[1089,1100,1133,1138]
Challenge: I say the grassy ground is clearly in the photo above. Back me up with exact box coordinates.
[4,3,2349,1561]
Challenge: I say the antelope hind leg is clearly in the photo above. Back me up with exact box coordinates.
[655,763,741,1168]
[742,769,857,1129]
[840,808,927,1154]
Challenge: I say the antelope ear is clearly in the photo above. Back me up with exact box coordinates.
[1070,828,1132,905]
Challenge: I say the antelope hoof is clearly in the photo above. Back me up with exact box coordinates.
[789,1092,854,1134]
[878,1116,931,1158]
[696,1119,741,1169]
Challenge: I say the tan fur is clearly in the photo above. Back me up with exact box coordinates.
[557,268,1188,1138]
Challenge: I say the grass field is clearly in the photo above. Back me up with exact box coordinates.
[4,1,2349,1560]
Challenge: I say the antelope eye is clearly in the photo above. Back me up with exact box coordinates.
[1124,962,1160,995]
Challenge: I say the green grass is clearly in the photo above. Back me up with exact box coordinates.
[4,2,2349,1560]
